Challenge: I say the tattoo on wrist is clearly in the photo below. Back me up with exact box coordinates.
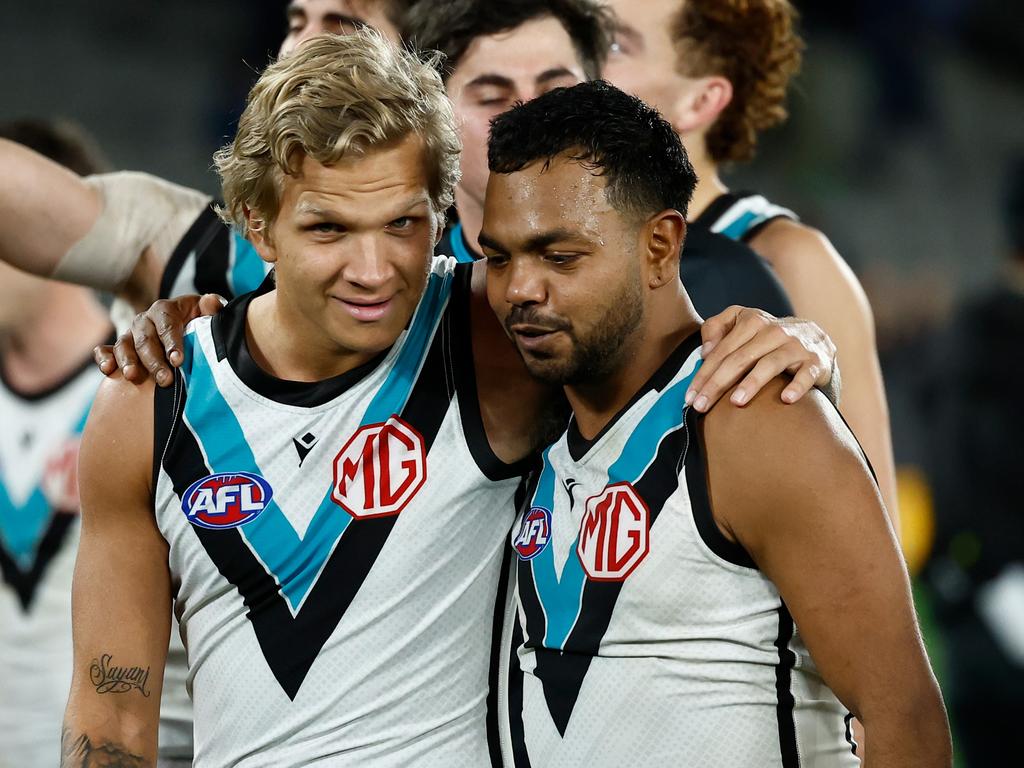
[61,728,149,768]
[89,653,151,697]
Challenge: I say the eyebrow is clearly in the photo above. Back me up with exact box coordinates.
[478,228,585,254]
[464,74,515,90]
[285,6,367,30]
[295,196,431,219]
[535,67,577,86]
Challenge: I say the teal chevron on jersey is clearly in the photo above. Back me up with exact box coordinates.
[363,268,453,423]
[180,335,347,612]
[178,268,454,613]
[0,401,90,569]
[524,360,701,651]
[529,449,585,650]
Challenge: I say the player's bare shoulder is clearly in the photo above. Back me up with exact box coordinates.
[80,371,157,510]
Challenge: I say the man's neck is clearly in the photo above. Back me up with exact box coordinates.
[565,291,701,440]
[682,137,728,222]
[245,291,383,383]
[0,285,112,394]
[453,186,484,257]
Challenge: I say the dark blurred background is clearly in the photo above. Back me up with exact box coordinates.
[2,1,1022,764]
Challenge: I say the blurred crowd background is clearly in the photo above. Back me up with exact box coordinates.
[2,1,1021,764]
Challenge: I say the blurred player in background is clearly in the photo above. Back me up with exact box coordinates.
[0,120,195,768]
[0,1,410,346]
[485,80,950,768]
[599,0,899,524]
[405,0,820,334]
[0,118,114,768]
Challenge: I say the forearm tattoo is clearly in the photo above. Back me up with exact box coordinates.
[61,729,149,768]
[89,653,151,697]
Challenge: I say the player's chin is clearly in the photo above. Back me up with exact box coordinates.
[331,321,404,359]
[519,351,574,385]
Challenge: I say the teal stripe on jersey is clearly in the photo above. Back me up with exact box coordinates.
[176,267,452,612]
[361,268,453,424]
[530,449,587,650]
[719,211,762,241]
[528,357,702,650]
[230,232,270,296]
[449,223,477,264]
[0,398,93,568]
[606,370,699,483]
[181,332,352,613]
[0,487,50,569]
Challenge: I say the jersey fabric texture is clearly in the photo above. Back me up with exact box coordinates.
[435,219,793,319]
[0,356,99,766]
[153,257,526,766]
[693,191,798,243]
[499,334,859,768]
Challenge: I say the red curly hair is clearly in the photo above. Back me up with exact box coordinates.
[672,0,804,164]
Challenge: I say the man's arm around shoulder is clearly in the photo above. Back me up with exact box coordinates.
[63,374,171,767]
[701,378,951,767]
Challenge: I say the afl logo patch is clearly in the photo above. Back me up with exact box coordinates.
[513,507,552,560]
[181,472,273,530]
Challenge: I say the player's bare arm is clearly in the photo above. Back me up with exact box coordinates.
[63,374,172,767]
[750,217,899,526]
[0,139,208,312]
[0,139,101,275]
[701,377,950,766]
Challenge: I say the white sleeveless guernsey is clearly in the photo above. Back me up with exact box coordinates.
[499,335,860,767]
[153,257,524,766]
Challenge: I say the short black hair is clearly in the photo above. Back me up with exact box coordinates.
[488,80,697,220]
[0,118,108,176]
[402,0,613,82]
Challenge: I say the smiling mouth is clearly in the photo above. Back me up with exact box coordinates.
[336,296,393,322]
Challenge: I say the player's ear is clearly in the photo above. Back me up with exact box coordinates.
[245,205,277,264]
[669,75,733,136]
[644,209,686,289]
[432,208,445,248]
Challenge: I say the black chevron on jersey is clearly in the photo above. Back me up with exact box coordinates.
[155,303,456,700]
[0,512,76,611]
[518,413,693,736]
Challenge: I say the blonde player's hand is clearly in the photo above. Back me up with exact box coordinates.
[93,293,226,387]
[686,306,837,412]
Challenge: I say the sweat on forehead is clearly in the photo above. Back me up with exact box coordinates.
[488,80,697,220]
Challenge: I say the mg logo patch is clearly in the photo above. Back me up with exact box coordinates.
[513,507,552,560]
[332,416,426,519]
[577,482,650,581]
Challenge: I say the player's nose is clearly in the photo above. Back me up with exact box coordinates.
[341,235,395,290]
[504,259,546,306]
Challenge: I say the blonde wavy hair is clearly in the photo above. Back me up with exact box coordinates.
[672,0,803,165]
[215,30,461,234]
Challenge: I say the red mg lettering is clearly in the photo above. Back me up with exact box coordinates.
[332,417,426,519]
[577,482,650,581]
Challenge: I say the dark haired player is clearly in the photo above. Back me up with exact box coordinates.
[483,81,950,767]
[404,0,841,407]
[601,0,898,524]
